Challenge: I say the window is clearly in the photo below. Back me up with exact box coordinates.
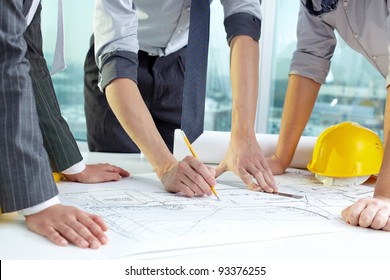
[41,0,94,140]
[42,0,386,142]
[265,0,386,139]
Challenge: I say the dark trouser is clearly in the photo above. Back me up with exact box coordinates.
[84,40,186,153]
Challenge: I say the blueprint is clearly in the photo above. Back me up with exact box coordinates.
[58,169,374,259]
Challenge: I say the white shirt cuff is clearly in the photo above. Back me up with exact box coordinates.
[61,161,86,175]
[19,196,61,216]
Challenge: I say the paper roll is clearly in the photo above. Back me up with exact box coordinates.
[173,130,317,169]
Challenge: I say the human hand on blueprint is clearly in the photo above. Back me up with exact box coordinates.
[159,156,216,197]
[25,204,109,248]
[215,136,278,192]
[63,163,130,183]
[341,196,390,231]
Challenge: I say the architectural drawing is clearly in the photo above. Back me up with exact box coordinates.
[58,169,374,258]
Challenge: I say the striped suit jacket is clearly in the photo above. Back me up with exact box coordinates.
[0,0,58,213]
[24,2,83,172]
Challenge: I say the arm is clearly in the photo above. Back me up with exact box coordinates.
[340,2,390,231]
[0,0,108,248]
[341,87,390,231]
[267,75,320,174]
[105,79,215,197]
[216,35,277,192]
[94,1,215,196]
[266,1,335,173]
[215,2,278,191]
[25,3,129,183]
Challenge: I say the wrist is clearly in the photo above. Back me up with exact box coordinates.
[272,154,291,171]
[151,155,178,180]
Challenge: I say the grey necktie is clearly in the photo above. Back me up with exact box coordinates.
[181,0,210,143]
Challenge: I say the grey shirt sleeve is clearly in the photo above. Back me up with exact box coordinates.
[289,1,337,84]
[94,0,139,91]
[221,0,262,44]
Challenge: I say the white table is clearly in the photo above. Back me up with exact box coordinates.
[1,152,389,262]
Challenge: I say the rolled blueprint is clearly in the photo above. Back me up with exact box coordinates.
[173,130,317,169]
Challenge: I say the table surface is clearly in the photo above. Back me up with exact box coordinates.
[1,151,389,260]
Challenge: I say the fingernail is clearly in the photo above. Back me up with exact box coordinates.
[80,240,89,247]
[101,236,109,244]
[90,241,101,249]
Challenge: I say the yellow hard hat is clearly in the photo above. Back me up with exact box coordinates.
[307,122,383,178]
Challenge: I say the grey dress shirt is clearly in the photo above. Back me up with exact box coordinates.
[94,0,262,91]
[290,0,390,87]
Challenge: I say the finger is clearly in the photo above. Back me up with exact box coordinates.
[343,199,368,226]
[180,175,205,197]
[341,206,350,223]
[249,168,269,192]
[89,215,109,245]
[56,222,91,248]
[359,202,381,228]
[179,182,196,197]
[67,215,104,249]
[97,172,122,182]
[186,156,216,187]
[359,207,378,228]
[76,214,108,248]
[180,157,213,195]
[382,218,390,231]
[238,168,260,191]
[206,166,216,177]
[370,208,389,230]
[256,159,277,188]
[35,225,69,247]
[99,164,130,177]
[90,214,109,232]
[248,165,276,193]
[264,164,277,186]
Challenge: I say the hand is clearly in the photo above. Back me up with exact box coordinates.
[159,156,216,197]
[25,204,108,248]
[341,196,390,231]
[266,155,289,175]
[216,137,277,192]
[63,163,130,183]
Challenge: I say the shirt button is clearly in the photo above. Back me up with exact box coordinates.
[186,6,191,12]
[372,56,378,60]
[354,33,358,39]
[343,1,348,7]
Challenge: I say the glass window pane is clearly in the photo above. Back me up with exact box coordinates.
[42,1,230,138]
[41,0,94,140]
[205,1,232,132]
[268,0,386,140]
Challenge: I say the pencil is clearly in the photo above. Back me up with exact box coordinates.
[52,172,63,183]
[181,130,220,200]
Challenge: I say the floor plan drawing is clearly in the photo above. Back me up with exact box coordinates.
[58,169,374,258]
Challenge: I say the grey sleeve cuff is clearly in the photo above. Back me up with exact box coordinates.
[224,12,261,44]
[99,50,139,91]
[289,51,331,84]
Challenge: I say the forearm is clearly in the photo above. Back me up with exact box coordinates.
[374,87,390,198]
[105,78,176,177]
[274,75,320,168]
[229,35,259,140]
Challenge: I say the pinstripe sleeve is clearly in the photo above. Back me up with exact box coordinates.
[24,4,83,172]
[0,0,58,213]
